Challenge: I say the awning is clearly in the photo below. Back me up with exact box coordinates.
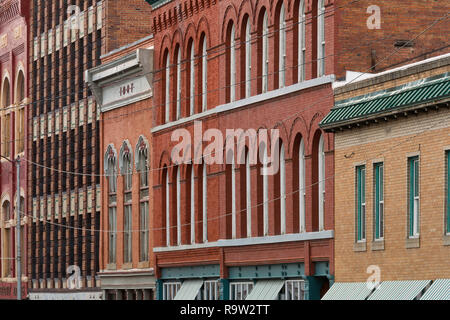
[420,279,450,300]
[245,280,285,300]
[368,280,431,300]
[173,279,204,300]
[321,282,373,300]
[320,73,450,130]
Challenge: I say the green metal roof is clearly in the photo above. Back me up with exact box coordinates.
[145,0,172,9]
[321,282,374,300]
[245,280,285,300]
[173,279,203,300]
[321,73,450,129]
[420,279,450,300]
[368,280,431,300]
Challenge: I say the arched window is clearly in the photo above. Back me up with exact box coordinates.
[187,39,195,116]
[298,0,306,82]
[176,166,181,245]
[200,35,208,112]
[2,200,12,277]
[105,145,117,264]
[15,71,26,153]
[260,143,269,236]
[258,9,269,94]
[120,141,133,263]
[135,136,149,262]
[279,3,286,88]
[246,151,252,237]
[187,164,195,243]
[2,77,11,157]
[202,163,208,242]
[164,50,170,123]
[242,16,252,99]
[163,167,170,246]
[317,0,326,77]
[175,46,182,120]
[280,142,286,234]
[225,149,236,239]
[226,23,237,103]
[318,134,325,231]
[298,138,306,232]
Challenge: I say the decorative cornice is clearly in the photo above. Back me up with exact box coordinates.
[0,0,21,26]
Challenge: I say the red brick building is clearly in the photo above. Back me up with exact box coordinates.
[86,35,155,300]
[147,0,449,300]
[0,0,29,300]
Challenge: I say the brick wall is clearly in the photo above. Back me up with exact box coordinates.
[333,62,450,282]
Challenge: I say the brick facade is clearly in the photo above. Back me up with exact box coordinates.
[148,0,450,300]
[0,0,29,299]
[329,56,450,283]
[27,0,152,299]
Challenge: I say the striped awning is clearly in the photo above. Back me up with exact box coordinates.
[245,280,285,300]
[368,280,431,300]
[173,279,204,300]
[321,282,374,300]
[420,279,450,300]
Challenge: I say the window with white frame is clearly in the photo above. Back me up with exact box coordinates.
[261,143,269,236]
[299,139,306,232]
[374,163,384,240]
[201,36,208,112]
[163,282,182,300]
[279,280,306,300]
[164,52,170,123]
[190,165,196,244]
[176,167,181,245]
[280,142,286,234]
[189,41,195,115]
[317,0,326,77]
[105,146,117,265]
[121,143,133,263]
[176,47,182,120]
[230,282,254,300]
[408,156,420,238]
[356,165,366,242]
[202,280,220,300]
[318,134,325,231]
[230,153,237,239]
[136,138,149,262]
[298,0,306,82]
[279,3,286,88]
[229,24,237,102]
[245,18,252,98]
[202,163,208,242]
[262,11,269,93]
[246,152,252,237]
[165,168,170,246]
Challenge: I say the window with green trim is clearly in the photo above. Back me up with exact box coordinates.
[356,165,366,242]
[408,156,420,238]
[374,163,384,240]
[446,151,450,235]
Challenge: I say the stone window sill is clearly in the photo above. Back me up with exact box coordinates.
[443,234,450,246]
[406,237,420,249]
[353,241,367,252]
[106,263,117,271]
[138,261,150,269]
[122,262,133,270]
[372,239,385,251]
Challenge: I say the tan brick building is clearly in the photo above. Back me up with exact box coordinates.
[320,54,450,300]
